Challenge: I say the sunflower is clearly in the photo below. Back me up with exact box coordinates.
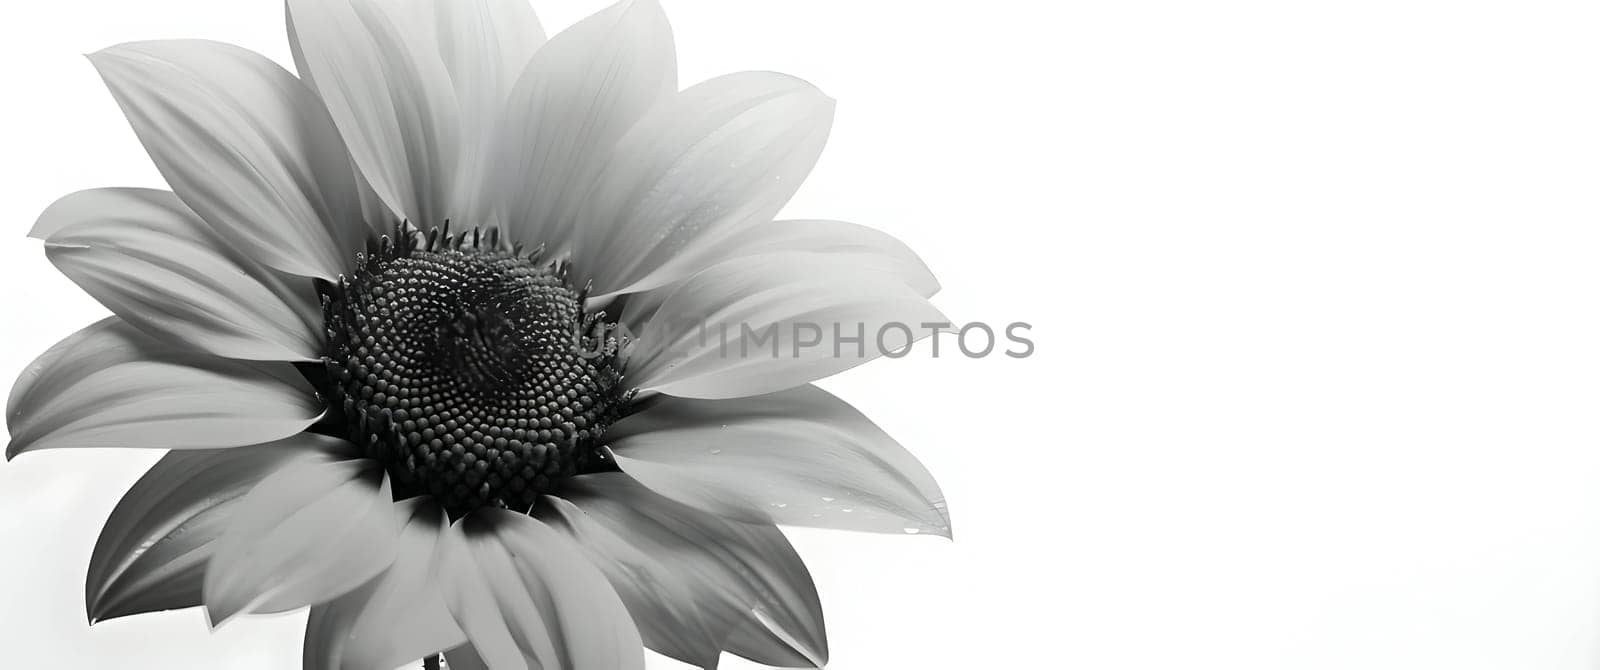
[5,0,950,668]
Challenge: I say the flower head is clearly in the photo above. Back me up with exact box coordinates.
[7,1,949,668]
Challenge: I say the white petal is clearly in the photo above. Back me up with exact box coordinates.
[423,0,546,221]
[287,0,460,224]
[5,318,322,459]
[33,188,323,362]
[303,498,465,670]
[88,40,363,280]
[543,475,828,668]
[617,219,940,332]
[436,0,545,86]
[495,0,675,250]
[203,452,400,626]
[625,252,947,399]
[696,219,939,298]
[725,613,827,669]
[434,517,547,670]
[608,384,950,537]
[85,435,335,624]
[438,509,644,670]
[572,71,833,297]
[537,496,716,668]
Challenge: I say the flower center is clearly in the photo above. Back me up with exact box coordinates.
[317,226,630,517]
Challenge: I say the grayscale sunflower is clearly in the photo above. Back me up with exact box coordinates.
[5,0,949,668]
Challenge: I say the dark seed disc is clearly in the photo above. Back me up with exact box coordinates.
[319,226,630,517]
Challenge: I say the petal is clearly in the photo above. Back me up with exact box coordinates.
[572,71,833,298]
[437,509,644,670]
[625,252,947,399]
[608,384,950,537]
[203,452,400,626]
[32,188,323,362]
[537,495,715,668]
[5,318,322,459]
[88,40,364,280]
[428,0,545,92]
[85,434,336,624]
[303,498,465,670]
[288,0,461,225]
[542,474,828,668]
[616,219,940,333]
[495,0,675,250]
[696,219,939,298]
[423,0,547,220]
[725,613,827,670]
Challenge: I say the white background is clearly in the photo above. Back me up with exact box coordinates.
[2,1,1599,668]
